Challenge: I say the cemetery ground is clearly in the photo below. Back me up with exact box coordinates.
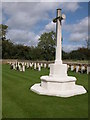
[2,64,88,118]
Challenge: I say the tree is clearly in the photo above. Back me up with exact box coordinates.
[2,39,14,59]
[0,24,8,59]
[38,31,56,61]
[69,47,90,60]
[0,24,8,40]
[85,37,90,49]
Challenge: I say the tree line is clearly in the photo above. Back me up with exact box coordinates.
[0,24,90,60]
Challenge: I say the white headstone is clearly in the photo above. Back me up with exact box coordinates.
[34,63,37,70]
[18,65,22,71]
[76,66,80,73]
[40,63,43,67]
[38,65,41,71]
[37,63,40,67]
[13,64,16,70]
[25,62,27,66]
[30,63,32,67]
[81,66,85,73]
[44,63,47,68]
[22,65,25,72]
[71,65,74,71]
[87,66,90,74]
[48,64,50,68]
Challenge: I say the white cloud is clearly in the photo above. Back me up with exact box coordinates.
[64,17,88,42]
[64,17,88,33]
[2,2,80,29]
[40,21,55,34]
[45,21,55,31]
[2,2,81,47]
[2,2,58,30]
[0,2,2,24]
[7,29,39,46]
[69,32,87,41]
[2,0,89,2]
[88,17,90,31]
[63,44,84,52]
[60,2,80,12]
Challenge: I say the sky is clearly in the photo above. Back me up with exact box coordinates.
[1,2,89,52]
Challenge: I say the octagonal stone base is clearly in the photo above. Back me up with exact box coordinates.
[30,63,87,97]
[31,77,86,97]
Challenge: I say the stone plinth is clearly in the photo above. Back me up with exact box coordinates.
[31,63,86,97]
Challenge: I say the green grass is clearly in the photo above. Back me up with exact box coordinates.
[0,64,2,119]
[2,64,88,118]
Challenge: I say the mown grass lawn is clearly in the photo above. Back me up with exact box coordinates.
[2,64,88,118]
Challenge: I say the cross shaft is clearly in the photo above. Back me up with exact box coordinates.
[53,8,65,64]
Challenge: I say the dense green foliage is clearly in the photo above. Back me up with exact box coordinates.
[2,64,88,118]
[0,24,8,40]
[1,24,90,60]
[62,48,90,60]
[0,40,2,59]
[2,38,90,60]
[38,31,56,61]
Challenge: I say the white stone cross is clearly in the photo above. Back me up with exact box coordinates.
[53,9,66,64]
[31,8,87,98]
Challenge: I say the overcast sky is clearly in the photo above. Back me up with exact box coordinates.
[1,2,88,52]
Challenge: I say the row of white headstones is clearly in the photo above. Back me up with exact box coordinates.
[9,62,48,72]
[8,62,90,74]
[68,65,90,74]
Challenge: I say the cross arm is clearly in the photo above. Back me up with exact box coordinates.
[53,16,62,23]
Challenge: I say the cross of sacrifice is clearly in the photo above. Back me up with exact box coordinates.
[53,8,66,64]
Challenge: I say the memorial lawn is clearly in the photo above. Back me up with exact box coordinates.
[2,64,88,118]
